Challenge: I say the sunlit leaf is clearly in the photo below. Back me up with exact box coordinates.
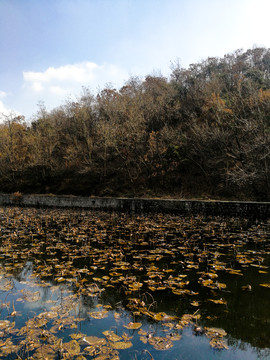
[110,340,133,349]
[148,336,173,350]
[123,322,142,330]
[88,310,108,319]
[83,336,107,346]
[63,339,80,356]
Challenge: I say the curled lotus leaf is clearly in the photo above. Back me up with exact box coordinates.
[123,322,142,330]
[122,332,133,341]
[205,327,227,338]
[83,336,107,346]
[227,269,243,276]
[260,283,270,288]
[102,330,122,342]
[151,312,177,321]
[216,282,227,289]
[208,298,227,305]
[148,336,173,350]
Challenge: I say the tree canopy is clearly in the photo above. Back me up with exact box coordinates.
[1,47,270,200]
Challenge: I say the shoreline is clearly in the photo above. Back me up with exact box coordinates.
[1,193,270,219]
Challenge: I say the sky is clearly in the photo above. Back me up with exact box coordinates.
[0,0,270,122]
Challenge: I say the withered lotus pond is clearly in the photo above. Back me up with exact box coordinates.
[0,207,269,359]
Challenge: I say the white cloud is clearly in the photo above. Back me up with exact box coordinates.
[0,91,21,121]
[0,100,21,123]
[49,85,68,96]
[23,61,128,94]
[0,91,8,99]
[0,100,11,114]
[31,82,44,92]
[21,61,129,115]
[24,62,99,86]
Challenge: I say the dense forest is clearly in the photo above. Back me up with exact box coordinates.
[1,47,270,200]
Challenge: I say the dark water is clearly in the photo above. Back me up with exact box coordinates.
[0,207,270,359]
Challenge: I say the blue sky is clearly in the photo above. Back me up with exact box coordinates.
[1,0,270,121]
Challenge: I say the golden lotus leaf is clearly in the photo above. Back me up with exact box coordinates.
[0,278,14,291]
[1,207,270,356]
[140,336,148,344]
[103,330,122,342]
[70,333,85,339]
[83,336,107,346]
[63,340,81,356]
[110,340,133,349]
[88,310,108,319]
[260,283,270,288]
[208,298,227,305]
[168,333,182,341]
[22,290,40,302]
[209,338,229,350]
[205,327,227,337]
[33,344,57,360]
[123,322,142,330]
[0,320,11,330]
[148,336,173,350]
[163,322,175,329]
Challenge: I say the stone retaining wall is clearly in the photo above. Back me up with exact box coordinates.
[1,193,270,219]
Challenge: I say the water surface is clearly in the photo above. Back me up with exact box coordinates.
[0,207,270,359]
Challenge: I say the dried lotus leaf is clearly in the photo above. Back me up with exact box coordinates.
[208,298,227,305]
[123,322,142,330]
[0,320,10,330]
[205,327,227,337]
[114,312,121,321]
[140,336,148,344]
[88,310,108,319]
[260,283,270,288]
[168,334,182,341]
[102,330,122,342]
[148,336,173,350]
[33,344,56,360]
[209,338,229,350]
[22,290,40,302]
[0,278,13,291]
[110,341,133,349]
[63,340,80,356]
[70,333,85,339]
[83,336,107,346]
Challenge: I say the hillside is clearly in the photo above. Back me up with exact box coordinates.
[1,47,270,200]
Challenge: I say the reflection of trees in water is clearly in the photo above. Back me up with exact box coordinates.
[14,261,33,281]
[228,336,270,359]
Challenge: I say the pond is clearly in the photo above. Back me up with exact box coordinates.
[0,207,270,359]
